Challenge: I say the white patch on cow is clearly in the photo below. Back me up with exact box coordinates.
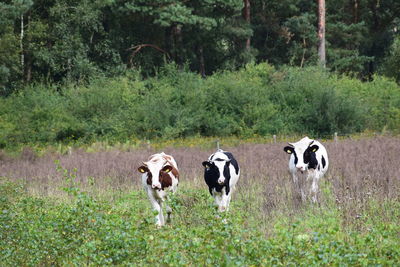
[138,152,179,226]
[205,149,240,212]
[284,137,329,203]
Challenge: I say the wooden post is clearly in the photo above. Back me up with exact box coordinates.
[273,135,277,143]
[216,140,220,150]
[334,132,338,143]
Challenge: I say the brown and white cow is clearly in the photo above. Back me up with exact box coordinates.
[138,152,179,226]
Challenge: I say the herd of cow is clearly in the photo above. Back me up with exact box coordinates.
[138,136,329,226]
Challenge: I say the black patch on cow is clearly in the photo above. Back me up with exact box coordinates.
[204,162,225,195]
[223,152,240,175]
[321,156,326,169]
[303,146,318,169]
[203,152,239,196]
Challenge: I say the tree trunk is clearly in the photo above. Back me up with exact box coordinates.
[243,0,251,51]
[352,0,359,23]
[25,13,32,82]
[170,24,183,67]
[317,0,326,68]
[20,14,24,70]
[198,46,206,78]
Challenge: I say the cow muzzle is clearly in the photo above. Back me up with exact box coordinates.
[296,166,306,173]
[152,183,162,190]
[217,178,225,185]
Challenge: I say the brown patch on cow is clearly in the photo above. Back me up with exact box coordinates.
[163,155,173,162]
[162,155,180,180]
[171,166,179,180]
[159,172,173,189]
[146,170,178,189]
[146,172,173,189]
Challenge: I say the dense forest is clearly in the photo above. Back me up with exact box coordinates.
[1,0,400,92]
[0,0,400,147]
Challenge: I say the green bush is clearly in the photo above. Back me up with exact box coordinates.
[270,67,366,136]
[0,63,399,147]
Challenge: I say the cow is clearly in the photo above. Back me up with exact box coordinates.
[138,152,179,226]
[283,136,329,203]
[202,149,240,212]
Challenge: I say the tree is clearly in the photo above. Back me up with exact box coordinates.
[0,0,32,94]
[243,0,251,51]
[317,0,326,67]
[381,35,400,82]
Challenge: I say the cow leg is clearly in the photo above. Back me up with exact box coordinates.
[292,173,298,184]
[292,173,305,202]
[147,190,164,226]
[213,192,225,212]
[225,193,232,212]
[165,204,172,223]
[218,189,229,212]
[215,194,223,211]
[310,175,319,203]
[158,201,165,226]
[300,188,307,202]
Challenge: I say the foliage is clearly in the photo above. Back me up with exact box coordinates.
[381,35,400,83]
[0,175,399,265]
[1,0,400,93]
[0,63,400,148]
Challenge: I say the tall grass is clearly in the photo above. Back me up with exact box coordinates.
[1,136,399,265]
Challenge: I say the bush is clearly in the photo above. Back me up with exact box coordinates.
[269,67,366,136]
[0,63,399,147]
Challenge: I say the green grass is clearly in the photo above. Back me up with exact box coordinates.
[1,175,399,266]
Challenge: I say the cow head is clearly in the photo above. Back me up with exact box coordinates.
[138,159,173,190]
[202,152,231,185]
[284,136,319,172]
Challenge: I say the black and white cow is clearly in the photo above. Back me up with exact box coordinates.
[138,152,179,226]
[284,136,329,202]
[202,149,240,212]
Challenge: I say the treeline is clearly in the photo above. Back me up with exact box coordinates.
[1,0,400,95]
[0,63,399,148]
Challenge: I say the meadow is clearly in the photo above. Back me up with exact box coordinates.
[1,136,400,266]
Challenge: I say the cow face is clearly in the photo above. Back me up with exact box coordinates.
[284,137,319,172]
[203,154,231,185]
[138,162,173,190]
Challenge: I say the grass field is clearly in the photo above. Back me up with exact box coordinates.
[1,136,400,266]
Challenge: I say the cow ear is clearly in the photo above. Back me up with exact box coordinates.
[284,146,294,154]
[138,166,148,173]
[309,145,319,153]
[202,161,211,168]
[162,165,173,173]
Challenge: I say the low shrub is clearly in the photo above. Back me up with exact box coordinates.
[0,63,399,148]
